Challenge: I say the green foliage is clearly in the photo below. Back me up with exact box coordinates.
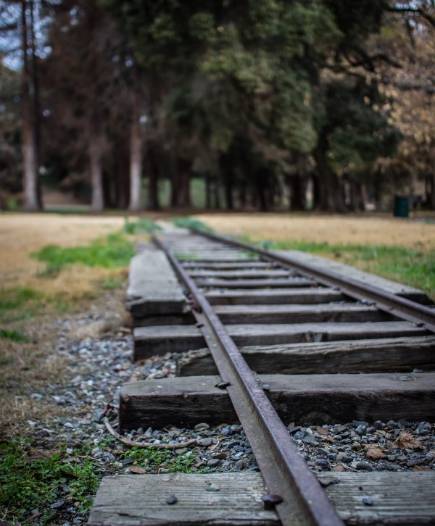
[0,287,44,322]
[33,233,134,276]
[0,440,100,525]
[123,217,161,235]
[122,447,197,473]
[263,239,435,299]
[100,274,125,290]
[102,0,358,186]
[172,217,213,233]
[0,287,42,314]
[0,328,29,343]
[323,80,401,174]
[93,1,405,210]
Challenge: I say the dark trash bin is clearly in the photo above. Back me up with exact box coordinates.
[393,195,410,218]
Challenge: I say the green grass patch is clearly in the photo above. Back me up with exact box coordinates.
[122,447,198,473]
[0,328,29,343]
[0,287,42,313]
[123,217,161,235]
[0,286,73,323]
[33,233,135,276]
[259,239,435,299]
[172,216,214,233]
[100,274,125,290]
[0,287,45,322]
[0,440,100,525]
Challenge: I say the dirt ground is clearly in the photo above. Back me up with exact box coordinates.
[196,213,435,250]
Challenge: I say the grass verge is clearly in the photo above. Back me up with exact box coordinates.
[123,217,161,235]
[33,233,135,276]
[172,216,214,233]
[0,440,100,525]
[0,439,204,525]
[122,446,200,473]
[0,329,29,343]
[0,286,72,323]
[259,239,435,299]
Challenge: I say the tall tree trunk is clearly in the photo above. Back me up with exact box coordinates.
[311,174,321,210]
[239,181,247,209]
[374,173,383,211]
[219,154,234,210]
[89,137,104,211]
[128,111,142,211]
[169,155,192,208]
[215,180,220,209]
[349,181,365,211]
[179,173,191,208]
[21,0,40,211]
[430,159,435,210]
[148,143,160,210]
[29,0,42,208]
[289,175,306,210]
[224,174,234,210]
[313,135,345,212]
[205,173,211,209]
[255,169,269,211]
[112,136,129,208]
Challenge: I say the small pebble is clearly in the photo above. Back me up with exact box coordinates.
[194,423,210,431]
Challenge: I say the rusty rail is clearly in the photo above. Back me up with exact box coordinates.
[190,229,435,333]
[154,235,344,526]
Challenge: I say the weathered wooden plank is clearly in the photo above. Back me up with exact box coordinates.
[119,372,435,429]
[213,303,392,324]
[196,277,314,289]
[325,471,435,525]
[88,472,435,526]
[176,252,250,261]
[275,250,432,304]
[189,269,293,279]
[183,261,272,270]
[133,313,196,328]
[206,287,344,305]
[178,335,435,375]
[133,321,427,360]
[133,325,203,359]
[126,248,186,317]
[88,472,275,526]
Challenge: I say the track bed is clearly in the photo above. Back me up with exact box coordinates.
[89,228,435,526]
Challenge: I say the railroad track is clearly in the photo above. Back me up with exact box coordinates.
[89,228,435,526]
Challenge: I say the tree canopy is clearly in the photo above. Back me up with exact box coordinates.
[0,0,434,211]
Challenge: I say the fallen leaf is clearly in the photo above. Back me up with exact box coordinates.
[394,432,422,449]
[314,427,329,436]
[129,465,146,474]
[365,447,385,460]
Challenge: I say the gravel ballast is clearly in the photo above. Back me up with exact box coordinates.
[17,307,435,525]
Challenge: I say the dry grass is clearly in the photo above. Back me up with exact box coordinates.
[0,321,68,434]
[196,213,435,250]
[0,213,127,296]
[0,213,132,436]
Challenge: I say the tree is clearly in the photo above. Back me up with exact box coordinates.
[43,0,123,211]
[1,0,42,209]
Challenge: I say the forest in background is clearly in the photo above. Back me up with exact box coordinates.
[0,0,434,213]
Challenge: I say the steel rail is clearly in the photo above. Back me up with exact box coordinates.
[190,229,435,333]
[153,235,344,526]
